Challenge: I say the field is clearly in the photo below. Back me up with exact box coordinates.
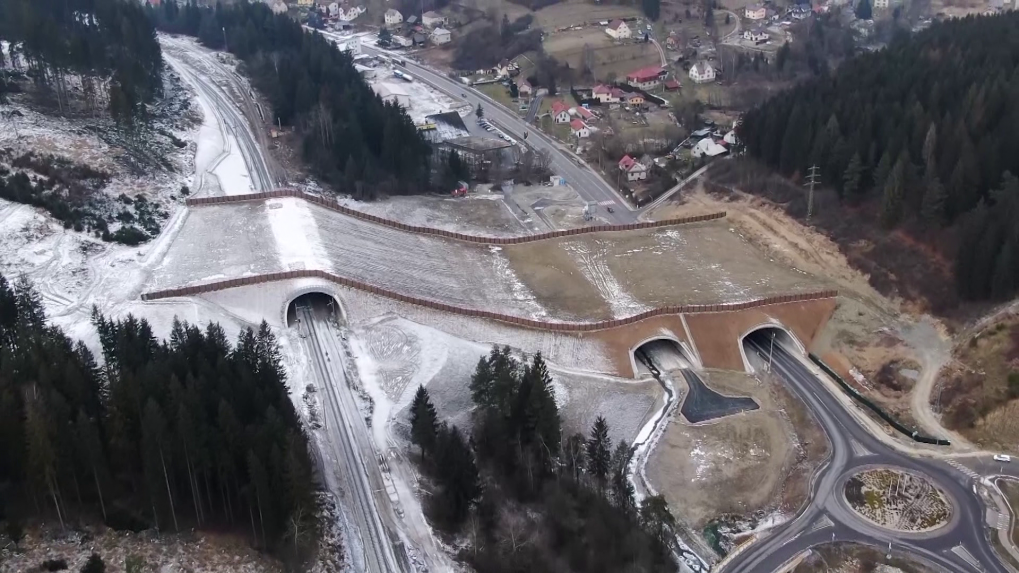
[532,2,643,29]
[542,27,661,81]
[936,312,1019,448]
[646,369,828,546]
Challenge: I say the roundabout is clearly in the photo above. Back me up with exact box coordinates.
[842,467,953,534]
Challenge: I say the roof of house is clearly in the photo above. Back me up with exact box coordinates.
[570,119,588,131]
[573,106,594,119]
[607,19,627,30]
[423,10,442,17]
[551,100,570,115]
[405,14,418,23]
[619,154,636,170]
[593,84,612,94]
[421,111,470,143]
[624,92,644,101]
[695,138,727,156]
[691,61,713,75]
[664,79,681,89]
[517,79,532,88]
[626,66,664,82]
[747,3,765,10]
[432,27,450,34]
[385,8,401,16]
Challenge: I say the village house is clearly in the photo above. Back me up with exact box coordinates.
[618,155,648,181]
[605,20,632,39]
[431,27,451,44]
[743,28,769,42]
[570,106,595,120]
[422,10,447,27]
[745,4,767,19]
[517,79,533,97]
[664,79,681,91]
[270,0,288,14]
[571,119,590,138]
[391,34,413,47]
[623,93,645,106]
[689,61,715,83]
[692,138,728,158]
[297,0,313,7]
[626,66,665,90]
[592,84,625,103]
[551,100,572,123]
[384,8,403,25]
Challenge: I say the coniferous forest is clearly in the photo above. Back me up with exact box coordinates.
[0,275,318,564]
[0,0,163,122]
[411,347,678,572]
[149,1,433,199]
[737,12,1019,304]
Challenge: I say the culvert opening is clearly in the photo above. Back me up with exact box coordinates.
[286,292,342,328]
[740,326,803,374]
[633,338,693,376]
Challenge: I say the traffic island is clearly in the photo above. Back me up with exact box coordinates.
[843,468,952,533]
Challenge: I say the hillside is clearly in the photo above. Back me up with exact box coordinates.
[735,12,1019,312]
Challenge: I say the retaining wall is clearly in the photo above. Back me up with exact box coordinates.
[141,268,838,333]
[185,189,726,245]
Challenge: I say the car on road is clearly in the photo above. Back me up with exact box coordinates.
[993,454,1012,462]
[607,206,615,213]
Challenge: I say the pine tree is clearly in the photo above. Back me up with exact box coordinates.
[610,441,634,512]
[410,386,439,461]
[436,425,482,527]
[880,154,907,227]
[643,0,660,21]
[81,553,105,573]
[586,416,611,485]
[522,353,560,463]
[921,172,947,226]
[639,495,676,547]
[842,152,863,199]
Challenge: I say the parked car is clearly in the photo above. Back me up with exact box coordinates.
[993,454,1012,463]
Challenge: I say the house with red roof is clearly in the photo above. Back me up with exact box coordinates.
[664,79,681,91]
[618,154,648,181]
[592,84,625,104]
[570,119,590,138]
[550,100,572,123]
[626,66,665,90]
[571,106,595,120]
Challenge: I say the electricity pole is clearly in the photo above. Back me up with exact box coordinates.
[805,164,820,220]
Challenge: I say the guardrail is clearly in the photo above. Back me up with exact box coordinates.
[185,189,726,245]
[809,354,951,446]
[142,268,838,332]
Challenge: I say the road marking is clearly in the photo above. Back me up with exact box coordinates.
[806,515,833,535]
[997,512,1010,531]
[850,439,872,458]
[948,460,981,481]
[950,544,980,569]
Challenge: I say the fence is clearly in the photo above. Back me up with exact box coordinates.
[142,268,839,333]
[809,354,951,446]
[185,189,726,245]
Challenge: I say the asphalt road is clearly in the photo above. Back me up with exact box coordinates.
[359,44,638,224]
[298,303,403,573]
[160,36,281,192]
[726,338,1010,573]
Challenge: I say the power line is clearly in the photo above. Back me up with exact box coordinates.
[805,164,820,220]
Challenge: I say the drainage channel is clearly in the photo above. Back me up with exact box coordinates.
[630,350,712,573]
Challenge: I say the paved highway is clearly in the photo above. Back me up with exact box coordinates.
[357,43,638,224]
[297,303,403,573]
[726,337,1009,573]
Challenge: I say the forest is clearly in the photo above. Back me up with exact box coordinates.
[736,12,1019,304]
[0,0,162,122]
[149,1,433,199]
[411,347,678,572]
[0,275,319,566]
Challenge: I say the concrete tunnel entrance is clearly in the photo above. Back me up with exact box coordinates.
[632,337,697,376]
[286,292,343,328]
[739,324,805,374]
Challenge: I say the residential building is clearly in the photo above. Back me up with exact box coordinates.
[431,27,451,44]
[626,66,665,89]
[328,2,339,15]
[339,5,365,19]
[743,28,769,42]
[623,93,645,106]
[618,155,648,181]
[270,0,288,13]
[405,14,418,25]
[745,4,767,19]
[664,79,681,91]
[384,8,403,25]
[592,84,627,103]
[551,100,572,123]
[723,130,738,145]
[571,106,594,120]
[689,61,715,83]
[605,20,632,39]
[412,32,427,45]
[517,79,533,97]
[422,10,447,27]
[297,0,313,7]
[691,138,728,158]
[570,119,590,138]
[392,35,413,47]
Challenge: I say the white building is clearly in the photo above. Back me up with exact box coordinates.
[384,8,403,25]
[430,27,451,44]
[339,5,365,19]
[743,28,769,42]
[335,39,360,55]
[745,4,767,19]
[605,19,632,39]
[691,138,728,158]
[422,10,447,27]
[689,61,715,83]
[270,0,288,14]
[391,35,413,47]
[571,119,590,138]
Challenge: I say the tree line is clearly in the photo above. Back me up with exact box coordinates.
[0,275,319,566]
[0,0,162,122]
[149,1,433,199]
[411,347,678,572]
[737,12,1019,303]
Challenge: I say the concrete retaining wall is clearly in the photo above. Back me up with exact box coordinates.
[184,189,726,245]
[141,268,838,333]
